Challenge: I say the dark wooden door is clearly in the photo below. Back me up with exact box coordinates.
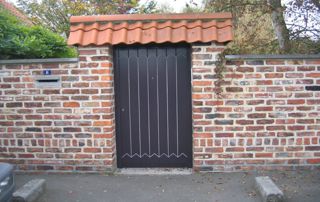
[114,44,192,168]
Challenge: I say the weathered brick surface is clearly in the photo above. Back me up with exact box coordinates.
[192,43,320,172]
[1,43,319,173]
[0,46,116,173]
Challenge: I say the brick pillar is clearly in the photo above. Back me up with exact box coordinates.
[191,42,226,172]
[78,46,116,172]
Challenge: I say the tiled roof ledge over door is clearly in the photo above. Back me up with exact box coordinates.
[67,13,233,46]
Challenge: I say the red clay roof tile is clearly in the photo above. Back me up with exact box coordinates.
[68,13,233,46]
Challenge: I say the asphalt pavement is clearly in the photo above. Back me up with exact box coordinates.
[15,169,320,202]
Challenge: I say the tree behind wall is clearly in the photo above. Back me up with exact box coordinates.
[0,9,77,59]
[204,0,279,54]
[18,0,140,37]
[204,0,320,54]
[267,0,291,53]
[18,0,320,54]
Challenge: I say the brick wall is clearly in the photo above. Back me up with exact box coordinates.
[0,46,116,173]
[192,43,320,171]
[0,42,319,173]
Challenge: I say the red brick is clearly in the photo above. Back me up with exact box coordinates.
[73,82,90,88]
[83,148,101,153]
[194,121,211,125]
[205,147,223,153]
[226,60,244,66]
[255,153,273,158]
[257,66,274,72]
[56,166,74,171]
[101,62,112,68]
[75,154,92,159]
[94,134,113,138]
[216,107,232,112]
[64,148,81,153]
[81,89,99,94]
[305,146,320,151]
[257,119,274,124]
[246,74,262,79]
[192,94,212,99]
[35,121,52,126]
[256,80,273,85]
[101,76,113,81]
[43,89,60,94]
[246,147,264,151]
[193,81,212,86]
[306,73,320,78]
[306,59,320,64]
[297,66,315,71]
[286,73,303,78]
[91,69,110,74]
[288,125,305,130]
[237,67,254,72]
[287,99,305,105]
[93,121,113,126]
[194,133,213,138]
[62,89,80,94]
[215,133,234,138]
[295,93,313,98]
[225,147,244,152]
[24,102,42,108]
[91,56,110,61]
[226,87,243,92]
[18,154,34,158]
[91,82,111,87]
[265,73,283,78]
[255,106,273,111]
[63,102,80,107]
[79,49,97,55]
[64,127,81,132]
[307,159,320,164]
[246,126,264,131]
[307,100,320,105]
[80,62,99,68]
[267,87,283,92]
[236,120,254,125]
[224,74,243,79]
[266,60,285,65]
[6,102,22,108]
[296,79,314,84]
[71,69,89,74]
[6,115,23,120]
[248,113,266,119]
[276,66,295,72]
[3,77,20,82]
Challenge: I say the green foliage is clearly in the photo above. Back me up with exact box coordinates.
[18,0,140,36]
[204,0,320,54]
[289,38,320,54]
[0,10,77,59]
[132,0,159,14]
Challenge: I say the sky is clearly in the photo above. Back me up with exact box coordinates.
[9,0,204,12]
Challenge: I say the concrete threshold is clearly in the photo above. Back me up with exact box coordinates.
[115,168,192,175]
